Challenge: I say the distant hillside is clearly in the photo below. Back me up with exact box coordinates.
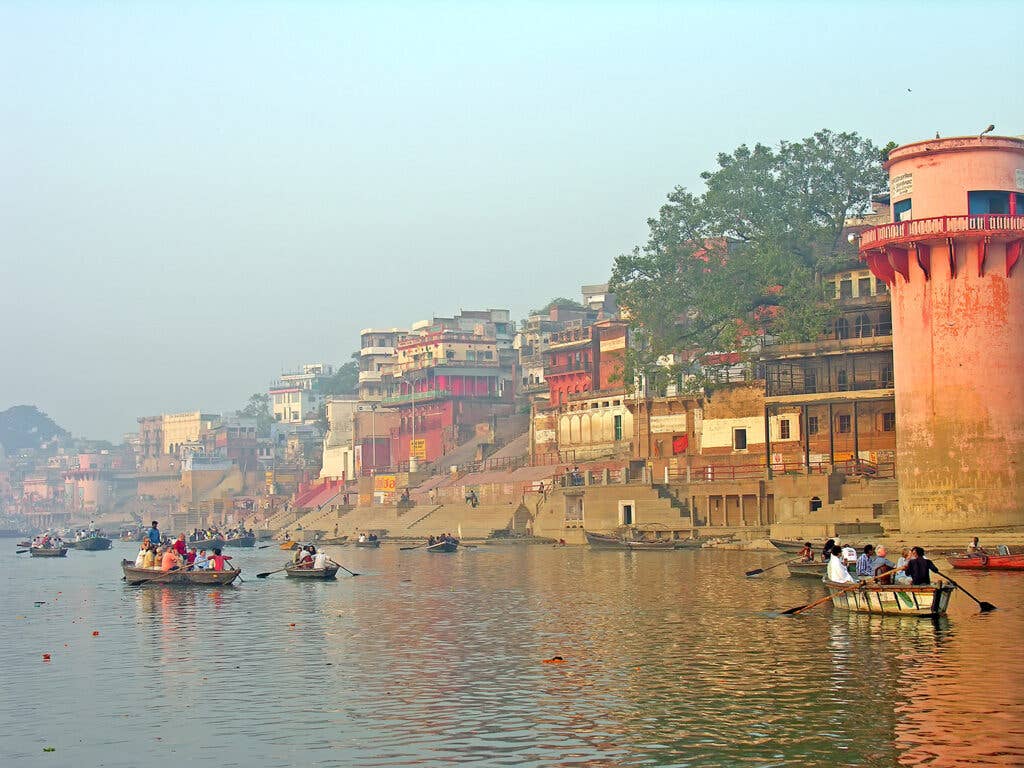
[0,405,69,452]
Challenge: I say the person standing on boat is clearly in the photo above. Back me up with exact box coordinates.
[147,521,161,548]
[905,547,939,585]
[827,546,857,583]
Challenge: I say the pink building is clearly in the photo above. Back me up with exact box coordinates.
[859,135,1024,531]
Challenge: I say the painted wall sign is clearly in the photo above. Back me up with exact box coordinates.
[650,414,688,433]
[891,172,913,199]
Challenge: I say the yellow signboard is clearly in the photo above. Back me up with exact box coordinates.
[374,474,397,493]
[410,439,427,460]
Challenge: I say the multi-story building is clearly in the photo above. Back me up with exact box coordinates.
[270,363,333,423]
[162,412,219,456]
[544,319,628,407]
[358,328,405,402]
[320,397,359,481]
[760,267,895,475]
[858,134,1024,531]
[380,310,516,465]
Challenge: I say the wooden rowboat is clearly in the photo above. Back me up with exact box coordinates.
[285,564,339,579]
[280,540,300,550]
[190,537,226,549]
[949,553,1024,571]
[585,531,674,550]
[426,540,459,553]
[70,536,113,551]
[224,534,255,548]
[354,539,381,548]
[823,579,954,616]
[31,547,68,558]
[121,560,241,586]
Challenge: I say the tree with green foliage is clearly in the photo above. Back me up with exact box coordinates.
[320,353,360,398]
[531,297,586,315]
[239,393,272,436]
[610,129,886,389]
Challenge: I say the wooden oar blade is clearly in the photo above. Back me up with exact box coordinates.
[256,571,273,578]
[745,568,764,577]
[980,601,997,612]
[781,604,805,615]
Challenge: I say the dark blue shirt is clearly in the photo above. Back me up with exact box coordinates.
[147,527,161,546]
[905,556,938,585]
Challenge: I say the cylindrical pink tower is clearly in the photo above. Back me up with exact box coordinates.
[860,135,1024,532]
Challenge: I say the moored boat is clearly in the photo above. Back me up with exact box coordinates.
[285,564,340,579]
[121,560,241,586]
[823,579,954,616]
[31,547,68,558]
[426,540,459,553]
[585,531,674,550]
[949,552,1024,571]
[71,536,113,551]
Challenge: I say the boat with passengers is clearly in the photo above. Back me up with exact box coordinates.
[822,579,954,616]
[121,559,241,586]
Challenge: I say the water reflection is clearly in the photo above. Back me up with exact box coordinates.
[0,544,1020,766]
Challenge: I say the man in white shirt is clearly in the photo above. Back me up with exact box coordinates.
[194,550,210,570]
[841,545,857,564]
[827,548,857,583]
[313,550,328,570]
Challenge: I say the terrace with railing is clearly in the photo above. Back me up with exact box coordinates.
[859,214,1024,249]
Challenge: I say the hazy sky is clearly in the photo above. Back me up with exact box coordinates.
[2,1,1021,441]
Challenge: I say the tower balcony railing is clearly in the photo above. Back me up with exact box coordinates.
[860,214,1024,249]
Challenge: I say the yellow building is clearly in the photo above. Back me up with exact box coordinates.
[162,412,218,455]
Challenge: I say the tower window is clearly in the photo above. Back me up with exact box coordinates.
[837,414,851,433]
[779,419,791,439]
[883,412,896,432]
[968,190,1010,215]
[807,416,819,435]
[893,198,912,222]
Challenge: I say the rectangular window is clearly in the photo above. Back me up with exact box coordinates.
[733,428,747,450]
[780,419,790,439]
[893,198,912,221]
[614,414,623,441]
[839,279,853,299]
[968,190,1010,215]
[837,414,851,433]
[858,277,872,296]
[883,412,896,432]
[807,416,819,435]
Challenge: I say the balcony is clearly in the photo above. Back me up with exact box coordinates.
[360,346,395,357]
[859,214,1024,250]
[358,370,383,383]
[380,389,452,407]
[546,363,590,376]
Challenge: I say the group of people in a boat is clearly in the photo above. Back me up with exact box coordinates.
[32,533,64,549]
[189,525,252,542]
[134,537,232,571]
[427,533,458,546]
[292,544,330,570]
[801,539,939,586]
[357,532,379,543]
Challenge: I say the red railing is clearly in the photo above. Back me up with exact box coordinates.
[860,214,1024,248]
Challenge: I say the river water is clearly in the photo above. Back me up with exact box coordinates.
[1,541,1021,767]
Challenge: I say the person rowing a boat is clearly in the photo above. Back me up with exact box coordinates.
[905,547,939,585]
[820,539,836,562]
[208,548,232,571]
[799,542,813,562]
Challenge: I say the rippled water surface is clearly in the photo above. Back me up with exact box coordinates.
[1,542,1022,767]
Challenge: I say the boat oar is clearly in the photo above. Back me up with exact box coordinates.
[933,567,996,612]
[746,558,796,577]
[782,567,904,615]
[16,549,29,554]
[328,559,360,577]
[258,545,271,550]
[400,543,427,551]
[256,566,290,579]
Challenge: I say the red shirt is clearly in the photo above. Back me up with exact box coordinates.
[186,551,197,565]
[173,539,187,556]
[210,554,231,571]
